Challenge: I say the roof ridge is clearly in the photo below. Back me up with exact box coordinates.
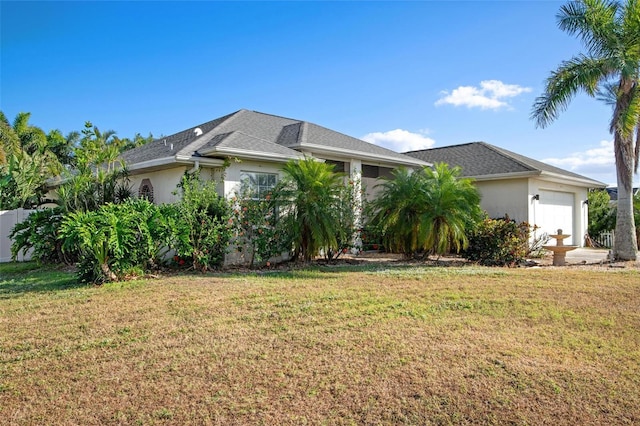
[176,111,241,157]
[247,109,298,122]
[298,121,308,145]
[404,141,477,155]
[480,142,537,172]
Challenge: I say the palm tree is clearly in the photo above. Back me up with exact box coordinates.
[0,112,64,208]
[420,163,482,257]
[531,0,640,260]
[370,164,482,259]
[369,167,428,257]
[276,158,344,262]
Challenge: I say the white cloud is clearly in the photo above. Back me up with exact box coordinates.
[361,129,435,153]
[435,80,532,110]
[543,140,617,184]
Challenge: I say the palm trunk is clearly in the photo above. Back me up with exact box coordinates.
[613,131,638,261]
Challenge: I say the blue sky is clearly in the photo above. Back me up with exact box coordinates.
[0,1,627,185]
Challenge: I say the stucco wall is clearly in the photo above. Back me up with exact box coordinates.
[475,179,529,222]
[129,166,190,204]
[223,161,287,198]
[475,177,589,247]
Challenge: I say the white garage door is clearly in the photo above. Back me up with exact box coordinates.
[536,191,574,245]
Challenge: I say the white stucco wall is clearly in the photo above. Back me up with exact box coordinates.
[475,177,589,247]
[475,179,529,222]
[223,160,287,198]
[129,166,189,205]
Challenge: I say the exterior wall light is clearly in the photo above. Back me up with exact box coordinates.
[532,194,540,201]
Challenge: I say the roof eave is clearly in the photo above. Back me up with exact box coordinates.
[198,147,304,163]
[538,171,608,188]
[290,143,431,167]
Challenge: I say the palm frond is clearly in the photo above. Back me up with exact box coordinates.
[532,55,614,127]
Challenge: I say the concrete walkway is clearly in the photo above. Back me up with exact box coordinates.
[563,248,609,264]
[535,247,610,266]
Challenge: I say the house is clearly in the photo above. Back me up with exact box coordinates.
[404,142,607,246]
[605,187,639,202]
[119,109,429,205]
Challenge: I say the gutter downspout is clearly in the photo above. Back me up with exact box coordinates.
[187,160,200,174]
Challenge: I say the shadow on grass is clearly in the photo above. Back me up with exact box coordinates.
[0,262,85,299]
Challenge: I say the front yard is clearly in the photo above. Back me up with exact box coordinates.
[1,263,639,424]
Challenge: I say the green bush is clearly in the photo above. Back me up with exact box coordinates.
[464,216,530,266]
[230,188,293,268]
[10,207,77,264]
[60,199,170,283]
[170,173,233,272]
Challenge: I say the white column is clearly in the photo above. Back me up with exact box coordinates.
[350,159,363,253]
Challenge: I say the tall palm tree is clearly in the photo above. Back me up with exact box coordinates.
[420,163,482,257]
[276,158,343,262]
[532,0,640,260]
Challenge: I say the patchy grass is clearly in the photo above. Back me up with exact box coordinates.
[1,264,639,425]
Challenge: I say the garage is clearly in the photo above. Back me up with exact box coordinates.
[536,190,575,245]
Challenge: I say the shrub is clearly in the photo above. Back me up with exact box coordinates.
[10,207,78,264]
[230,189,293,268]
[464,216,531,266]
[59,198,169,283]
[170,173,233,271]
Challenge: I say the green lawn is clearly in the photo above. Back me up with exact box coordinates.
[1,262,639,425]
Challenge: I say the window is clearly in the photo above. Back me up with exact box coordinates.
[362,165,394,179]
[325,160,349,173]
[240,171,277,198]
[138,179,154,203]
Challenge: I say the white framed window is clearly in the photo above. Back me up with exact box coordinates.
[240,171,278,199]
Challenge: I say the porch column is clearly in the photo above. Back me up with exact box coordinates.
[350,159,363,253]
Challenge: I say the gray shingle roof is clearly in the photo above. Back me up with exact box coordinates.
[120,109,426,168]
[405,142,605,186]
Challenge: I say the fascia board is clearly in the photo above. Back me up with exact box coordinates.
[198,147,304,163]
[538,171,607,188]
[290,143,431,167]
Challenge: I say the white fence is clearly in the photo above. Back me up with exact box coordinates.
[0,209,35,262]
[592,231,614,249]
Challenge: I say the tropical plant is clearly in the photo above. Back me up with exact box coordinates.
[9,207,76,264]
[170,172,233,271]
[464,216,532,266]
[55,122,134,212]
[230,188,292,268]
[531,0,640,260]
[0,112,70,209]
[369,167,427,257]
[587,189,617,238]
[275,158,345,262]
[59,199,169,283]
[419,163,483,257]
[369,164,482,258]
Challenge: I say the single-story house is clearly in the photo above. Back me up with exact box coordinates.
[404,142,607,246]
[120,109,430,204]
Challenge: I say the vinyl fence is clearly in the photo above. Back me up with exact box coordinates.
[592,231,614,249]
[0,208,35,262]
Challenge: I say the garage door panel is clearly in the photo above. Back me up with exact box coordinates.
[536,191,574,245]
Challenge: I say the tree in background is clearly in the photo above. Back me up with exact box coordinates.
[587,189,616,239]
[0,111,76,209]
[532,0,640,260]
[56,122,133,212]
